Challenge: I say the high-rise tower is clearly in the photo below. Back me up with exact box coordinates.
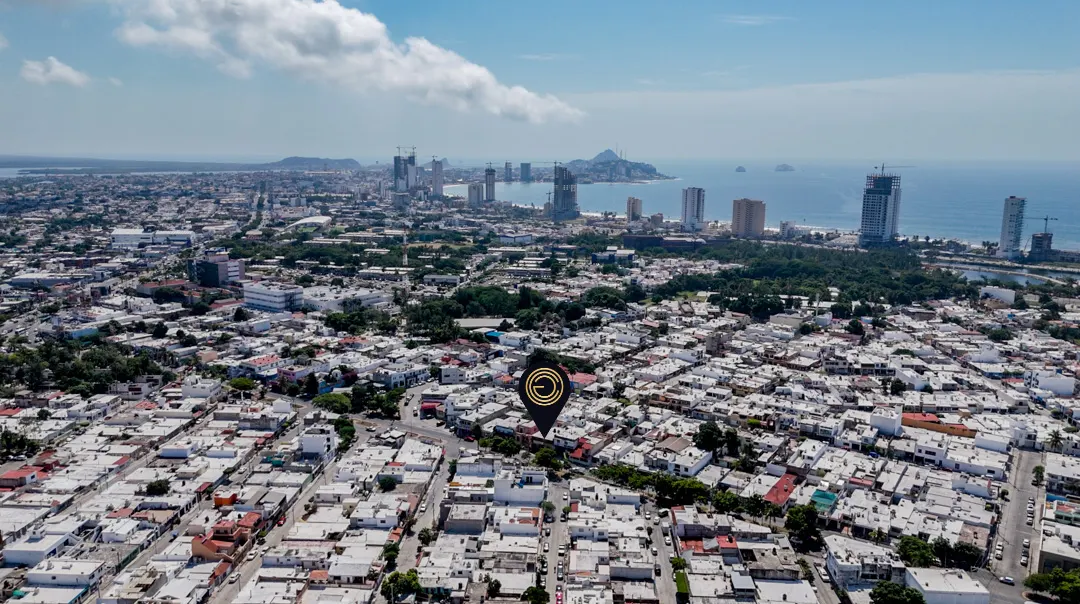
[484,167,496,202]
[997,196,1026,259]
[731,198,766,237]
[552,166,580,222]
[858,173,902,246]
[681,187,705,231]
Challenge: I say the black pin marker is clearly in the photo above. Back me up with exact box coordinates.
[518,361,572,437]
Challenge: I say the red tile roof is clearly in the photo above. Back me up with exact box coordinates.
[764,473,797,506]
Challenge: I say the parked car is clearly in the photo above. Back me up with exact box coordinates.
[229,573,240,584]
[419,503,427,514]
[1021,556,1029,566]
[544,542,550,552]
[1023,539,1030,549]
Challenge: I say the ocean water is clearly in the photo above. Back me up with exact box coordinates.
[448,161,1080,250]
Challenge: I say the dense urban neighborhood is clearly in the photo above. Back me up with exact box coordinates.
[0,164,1079,604]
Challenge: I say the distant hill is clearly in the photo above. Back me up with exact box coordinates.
[266,157,361,170]
[0,154,362,175]
[563,149,673,181]
[590,149,621,163]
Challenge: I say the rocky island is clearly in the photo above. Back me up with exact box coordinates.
[775,163,796,172]
[564,149,674,183]
[735,166,747,173]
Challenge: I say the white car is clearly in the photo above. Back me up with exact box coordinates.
[419,503,427,514]
[544,543,550,552]
[1021,556,1029,566]
[664,536,671,546]
[645,512,651,521]
[246,551,257,561]
[1000,576,1015,585]
[229,573,240,584]
[1023,539,1030,548]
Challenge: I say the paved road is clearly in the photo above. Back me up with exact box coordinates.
[980,447,1044,604]
[211,422,368,604]
[643,501,678,604]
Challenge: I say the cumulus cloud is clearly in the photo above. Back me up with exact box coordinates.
[113,0,582,123]
[20,56,91,86]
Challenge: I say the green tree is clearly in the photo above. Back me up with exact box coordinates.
[229,377,257,393]
[846,319,865,336]
[303,373,320,397]
[534,447,562,470]
[1050,429,1065,451]
[987,328,1013,342]
[312,393,351,414]
[890,379,906,396]
[930,536,951,567]
[784,505,822,549]
[522,587,550,604]
[713,490,741,514]
[145,479,171,496]
[380,569,421,600]
[742,494,767,519]
[487,578,501,598]
[723,428,740,457]
[670,557,687,571]
[152,322,168,338]
[693,421,724,455]
[470,422,484,440]
[382,542,400,566]
[897,536,936,567]
[378,476,398,492]
[1034,465,1046,486]
[36,409,50,421]
[949,542,983,569]
[234,307,250,322]
[870,581,926,604]
[540,500,556,514]
[418,528,435,546]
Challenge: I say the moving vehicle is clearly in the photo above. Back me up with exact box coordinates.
[999,576,1015,585]
[419,503,427,514]
[544,542,550,552]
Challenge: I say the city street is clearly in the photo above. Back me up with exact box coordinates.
[643,500,678,604]
[210,421,374,604]
[979,447,1044,604]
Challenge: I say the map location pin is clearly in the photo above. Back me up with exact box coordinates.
[518,360,572,437]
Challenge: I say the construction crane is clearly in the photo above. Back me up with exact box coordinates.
[1026,214,1059,233]
[875,163,915,174]
[396,146,416,157]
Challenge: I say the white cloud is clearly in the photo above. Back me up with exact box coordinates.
[0,33,8,51]
[20,56,91,86]
[113,0,582,124]
[719,15,791,26]
[108,76,124,87]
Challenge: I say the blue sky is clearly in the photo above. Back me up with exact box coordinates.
[2,0,1080,162]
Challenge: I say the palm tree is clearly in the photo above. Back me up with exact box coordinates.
[1049,429,1065,451]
